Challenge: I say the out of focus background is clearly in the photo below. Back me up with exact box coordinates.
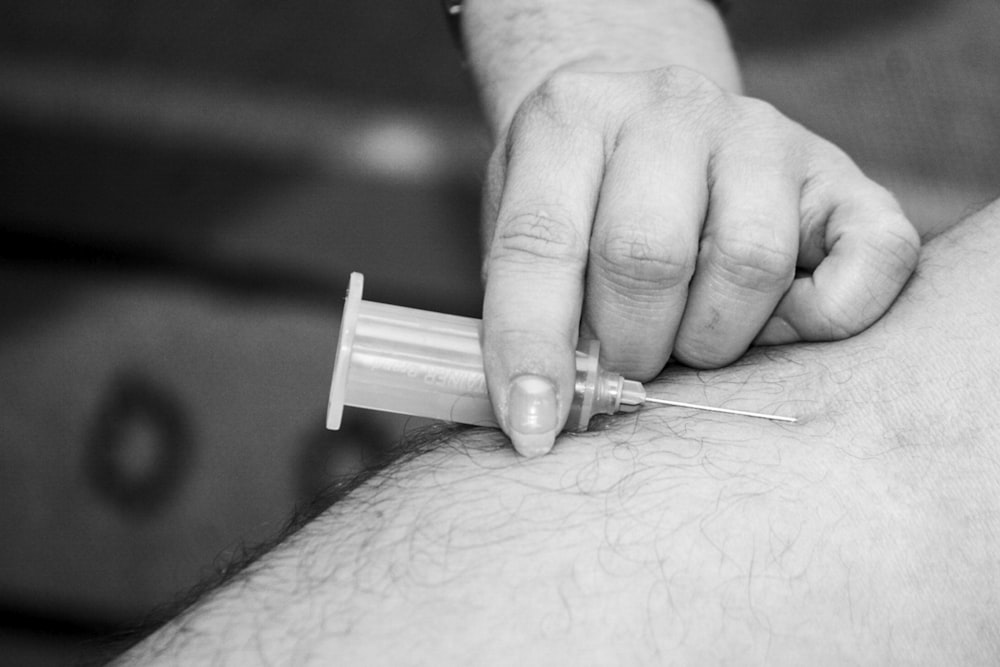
[1,0,997,663]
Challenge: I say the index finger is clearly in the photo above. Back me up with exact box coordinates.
[482,109,604,457]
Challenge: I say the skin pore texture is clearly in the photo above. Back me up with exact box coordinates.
[117,201,1000,665]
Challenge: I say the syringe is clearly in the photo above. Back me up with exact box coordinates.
[326,273,795,433]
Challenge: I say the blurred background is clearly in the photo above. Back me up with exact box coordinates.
[1,0,997,664]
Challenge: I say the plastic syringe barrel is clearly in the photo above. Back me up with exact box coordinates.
[327,273,640,432]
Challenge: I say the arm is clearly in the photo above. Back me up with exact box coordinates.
[464,0,919,456]
[116,200,999,665]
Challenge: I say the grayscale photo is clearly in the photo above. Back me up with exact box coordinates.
[1,1,997,664]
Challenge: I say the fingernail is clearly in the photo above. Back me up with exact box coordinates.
[507,374,559,457]
[756,316,798,345]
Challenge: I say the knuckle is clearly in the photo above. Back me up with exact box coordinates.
[708,231,796,293]
[636,66,726,130]
[539,68,591,100]
[492,208,587,266]
[592,222,696,293]
[506,71,608,157]
[514,70,594,129]
[649,65,721,103]
[837,187,922,277]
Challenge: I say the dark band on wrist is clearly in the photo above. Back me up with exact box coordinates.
[440,0,731,53]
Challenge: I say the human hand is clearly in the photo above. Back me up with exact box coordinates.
[481,66,920,456]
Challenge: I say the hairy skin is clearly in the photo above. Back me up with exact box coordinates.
[116,202,1000,665]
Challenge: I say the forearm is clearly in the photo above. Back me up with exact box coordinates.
[462,0,741,136]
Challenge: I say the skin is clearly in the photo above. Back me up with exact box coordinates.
[464,0,921,456]
[115,199,1000,665]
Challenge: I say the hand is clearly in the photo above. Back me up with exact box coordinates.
[481,65,920,456]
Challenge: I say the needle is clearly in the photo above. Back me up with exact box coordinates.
[642,396,797,423]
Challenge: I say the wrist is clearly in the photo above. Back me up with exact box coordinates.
[460,0,741,137]
[442,0,732,52]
